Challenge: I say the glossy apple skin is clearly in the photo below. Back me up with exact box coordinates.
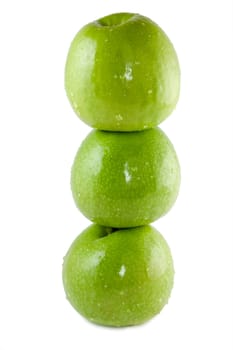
[65,12,180,131]
[62,224,174,327]
[71,127,180,228]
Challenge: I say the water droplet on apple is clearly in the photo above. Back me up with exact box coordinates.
[118,265,126,277]
[73,101,80,115]
[159,84,163,92]
[115,114,123,121]
[123,162,132,183]
[124,63,133,81]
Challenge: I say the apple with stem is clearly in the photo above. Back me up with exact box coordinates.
[65,12,180,131]
[62,224,174,327]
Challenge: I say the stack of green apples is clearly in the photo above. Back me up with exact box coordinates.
[63,12,181,327]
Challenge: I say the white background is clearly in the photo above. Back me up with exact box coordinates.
[0,0,232,349]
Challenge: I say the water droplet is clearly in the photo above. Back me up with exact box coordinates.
[118,265,126,277]
[124,162,132,183]
[115,114,123,121]
[124,63,133,81]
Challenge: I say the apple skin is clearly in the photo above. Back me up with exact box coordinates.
[62,224,174,327]
[65,12,180,131]
[71,127,180,228]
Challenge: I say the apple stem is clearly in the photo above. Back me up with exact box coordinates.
[105,227,118,235]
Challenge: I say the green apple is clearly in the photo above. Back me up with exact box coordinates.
[65,12,180,131]
[62,224,174,327]
[71,127,180,228]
